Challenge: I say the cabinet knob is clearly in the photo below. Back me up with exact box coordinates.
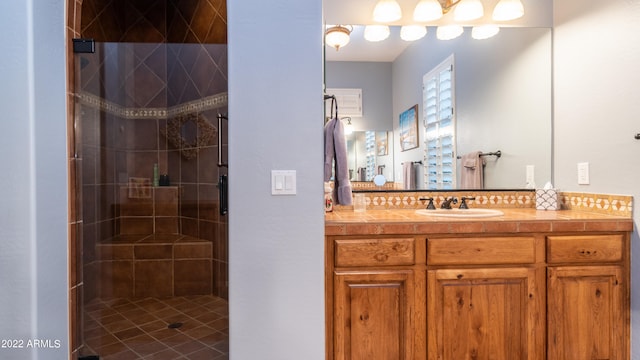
[374,253,389,262]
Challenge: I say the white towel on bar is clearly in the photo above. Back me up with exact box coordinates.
[460,151,485,189]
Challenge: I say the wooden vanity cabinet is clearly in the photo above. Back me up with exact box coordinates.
[326,232,630,360]
[546,234,628,360]
[327,236,426,360]
[426,236,545,360]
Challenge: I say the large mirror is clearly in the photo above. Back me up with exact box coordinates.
[323,3,553,190]
[346,130,394,182]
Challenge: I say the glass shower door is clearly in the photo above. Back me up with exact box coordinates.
[74,40,229,359]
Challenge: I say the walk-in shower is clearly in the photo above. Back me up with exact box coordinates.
[73,40,229,359]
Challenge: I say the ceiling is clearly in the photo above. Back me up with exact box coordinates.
[324,25,412,62]
[323,0,552,62]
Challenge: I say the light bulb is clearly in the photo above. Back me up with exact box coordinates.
[364,25,391,42]
[373,0,402,22]
[413,0,443,22]
[454,0,484,21]
[472,25,500,40]
[493,0,524,21]
[437,25,464,40]
[400,25,427,41]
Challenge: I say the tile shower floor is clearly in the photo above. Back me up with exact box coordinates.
[81,295,228,360]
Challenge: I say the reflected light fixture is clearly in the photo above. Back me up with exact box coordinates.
[400,25,427,41]
[373,0,402,22]
[325,25,352,51]
[453,0,484,21]
[472,25,500,39]
[413,0,444,22]
[436,25,464,40]
[492,0,524,21]
[364,25,391,42]
[342,117,354,135]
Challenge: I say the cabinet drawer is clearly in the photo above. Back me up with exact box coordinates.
[427,236,536,265]
[547,235,623,264]
[335,238,415,267]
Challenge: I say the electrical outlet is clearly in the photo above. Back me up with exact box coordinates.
[577,162,590,185]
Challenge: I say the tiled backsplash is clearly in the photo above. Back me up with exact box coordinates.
[560,191,633,217]
[334,190,633,218]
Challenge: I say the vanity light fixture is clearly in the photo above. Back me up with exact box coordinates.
[437,24,464,40]
[400,25,427,41]
[373,0,402,22]
[492,0,524,21]
[325,25,352,51]
[413,0,444,22]
[364,25,391,42]
[453,0,484,21]
[471,24,500,39]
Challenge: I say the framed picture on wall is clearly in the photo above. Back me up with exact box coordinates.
[399,104,419,151]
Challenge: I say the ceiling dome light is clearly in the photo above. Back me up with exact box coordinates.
[413,0,443,22]
[373,0,402,22]
[471,25,500,39]
[492,0,524,21]
[325,25,352,51]
[364,25,391,42]
[400,25,427,41]
[436,25,464,40]
[454,0,484,21]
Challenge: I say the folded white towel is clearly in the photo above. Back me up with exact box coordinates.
[460,151,484,189]
[403,162,416,190]
[463,158,477,169]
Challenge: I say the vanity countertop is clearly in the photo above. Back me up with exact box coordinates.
[325,208,633,236]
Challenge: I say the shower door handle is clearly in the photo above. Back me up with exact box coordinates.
[218,175,228,216]
[217,114,228,168]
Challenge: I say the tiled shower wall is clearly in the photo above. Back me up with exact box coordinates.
[67,1,227,357]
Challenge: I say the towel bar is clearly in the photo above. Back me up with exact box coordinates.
[456,150,501,159]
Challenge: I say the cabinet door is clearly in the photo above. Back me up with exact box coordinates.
[427,267,543,360]
[334,270,415,360]
[547,266,625,360]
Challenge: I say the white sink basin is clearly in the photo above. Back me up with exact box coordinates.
[415,208,504,218]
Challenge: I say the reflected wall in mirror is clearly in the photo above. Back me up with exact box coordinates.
[325,27,552,190]
[346,130,394,182]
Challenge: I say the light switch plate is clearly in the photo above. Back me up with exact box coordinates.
[577,162,590,185]
[271,170,296,195]
[526,165,535,186]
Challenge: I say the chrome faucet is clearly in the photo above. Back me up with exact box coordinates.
[441,197,458,209]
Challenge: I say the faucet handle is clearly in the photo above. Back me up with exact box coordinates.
[459,196,476,209]
[419,197,435,210]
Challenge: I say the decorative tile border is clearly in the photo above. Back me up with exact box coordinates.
[76,91,228,119]
[560,192,633,217]
[334,190,633,218]
[338,190,536,211]
[351,182,404,191]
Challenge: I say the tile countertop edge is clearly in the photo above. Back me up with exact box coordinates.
[324,209,634,236]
